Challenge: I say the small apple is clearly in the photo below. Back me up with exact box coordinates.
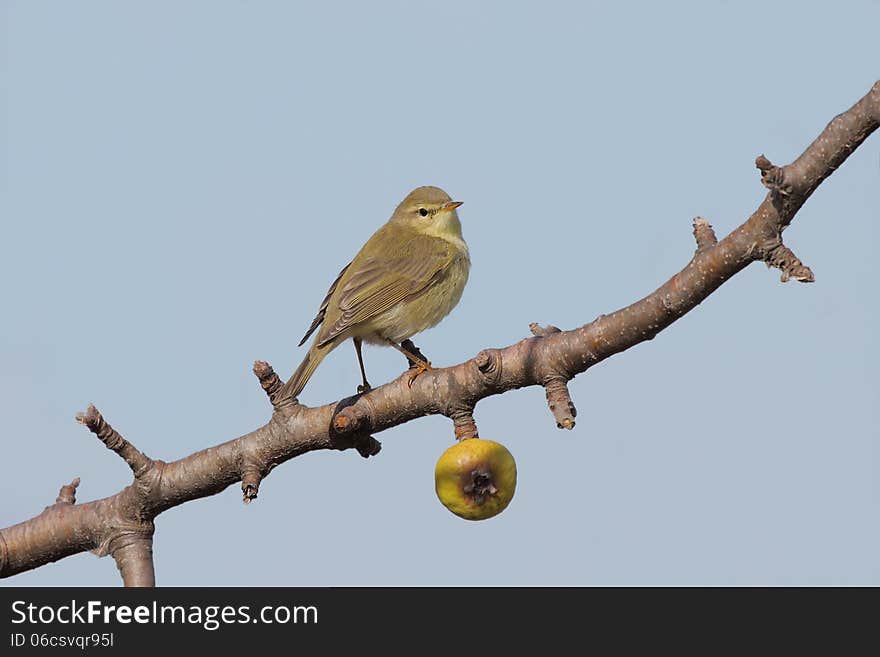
[434,438,516,520]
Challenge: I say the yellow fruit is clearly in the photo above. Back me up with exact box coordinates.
[434,438,517,520]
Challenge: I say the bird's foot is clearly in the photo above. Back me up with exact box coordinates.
[406,360,433,388]
[401,339,430,369]
[357,382,373,394]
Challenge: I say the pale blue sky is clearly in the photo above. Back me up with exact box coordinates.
[2,1,878,585]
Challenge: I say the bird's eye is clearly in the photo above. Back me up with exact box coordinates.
[419,208,428,217]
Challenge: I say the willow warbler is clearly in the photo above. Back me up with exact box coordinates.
[280,186,470,401]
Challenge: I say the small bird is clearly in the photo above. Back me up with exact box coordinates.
[280,186,470,401]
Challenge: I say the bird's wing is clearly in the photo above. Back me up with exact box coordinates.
[316,234,455,347]
[298,261,351,346]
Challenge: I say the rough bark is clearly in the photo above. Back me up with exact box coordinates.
[2,81,878,585]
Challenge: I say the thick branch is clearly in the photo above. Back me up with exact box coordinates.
[0,498,110,577]
[1,80,877,585]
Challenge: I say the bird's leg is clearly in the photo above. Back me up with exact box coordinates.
[389,339,431,369]
[353,338,372,393]
[400,339,430,368]
[385,339,432,387]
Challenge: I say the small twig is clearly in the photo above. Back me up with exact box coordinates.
[75,405,152,477]
[452,413,479,441]
[544,377,577,430]
[331,402,381,457]
[241,469,262,504]
[473,349,502,378]
[756,154,791,195]
[764,243,815,283]
[253,360,288,410]
[54,478,80,505]
[692,217,718,253]
[530,323,562,337]
[353,435,382,458]
[333,405,367,434]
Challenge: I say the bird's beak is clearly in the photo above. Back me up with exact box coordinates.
[442,201,463,212]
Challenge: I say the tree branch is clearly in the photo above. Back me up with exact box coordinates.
[76,405,153,477]
[2,80,877,585]
[111,535,155,588]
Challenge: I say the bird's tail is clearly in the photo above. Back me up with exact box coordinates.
[279,345,329,401]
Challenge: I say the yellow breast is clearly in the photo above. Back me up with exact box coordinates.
[366,246,470,344]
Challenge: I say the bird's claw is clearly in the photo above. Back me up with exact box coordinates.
[357,382,372,394]
[406,361,432,388]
